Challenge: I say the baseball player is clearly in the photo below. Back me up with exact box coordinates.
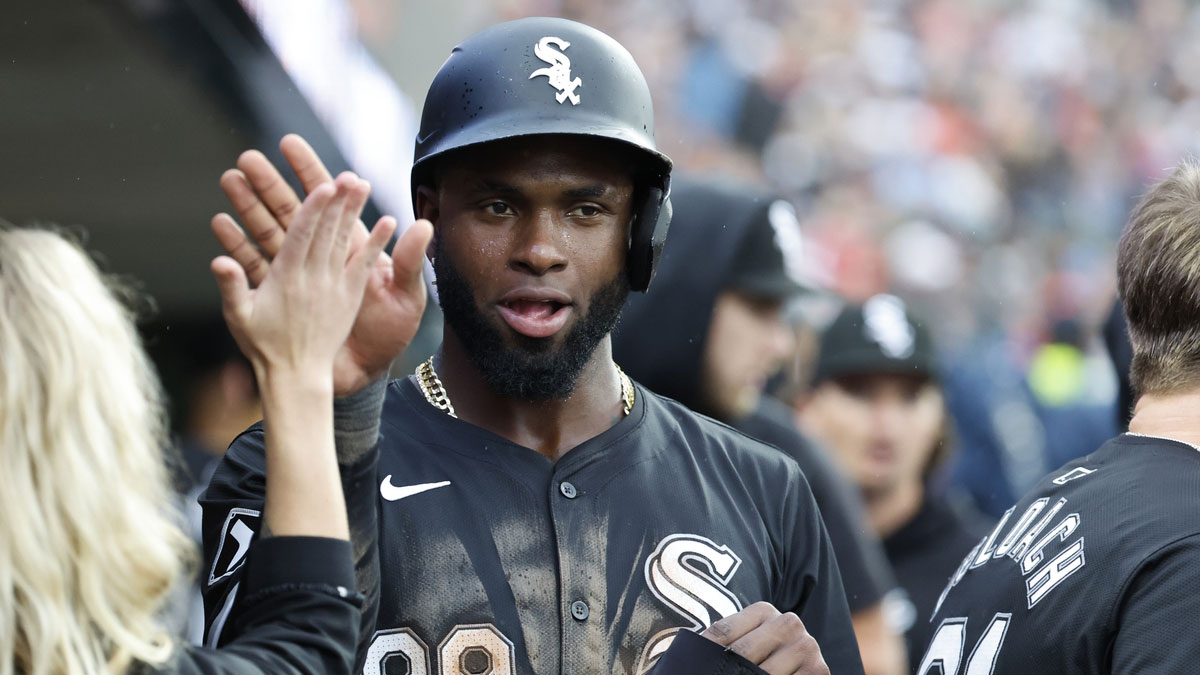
[913,163,1200,673]
[200,17,863,675]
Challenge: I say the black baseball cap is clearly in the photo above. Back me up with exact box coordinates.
[812,294,938,384]
[725,198,806,299]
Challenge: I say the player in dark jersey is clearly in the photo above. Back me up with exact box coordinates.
[612,175,908,675]
[914,162,1200,674]
[200,17,863,675]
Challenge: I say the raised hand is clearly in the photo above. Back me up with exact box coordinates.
[211,173,394,380]
[700,602,830,675]
[210,134,432,395]
[211,173,396,539]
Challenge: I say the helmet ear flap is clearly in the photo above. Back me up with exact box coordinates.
[628,179,672,292]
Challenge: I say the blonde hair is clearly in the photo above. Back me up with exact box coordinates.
[1117,160,1200,396]
[0,225,193,675]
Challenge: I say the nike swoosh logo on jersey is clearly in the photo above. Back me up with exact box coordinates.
[380,475,451,502]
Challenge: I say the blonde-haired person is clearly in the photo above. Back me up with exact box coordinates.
[0,172,431,675]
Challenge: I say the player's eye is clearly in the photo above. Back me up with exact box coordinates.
[569,204,602,218]
[485,201,514,216]
[834,375,875,400]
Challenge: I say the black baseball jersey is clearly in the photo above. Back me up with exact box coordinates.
[916,434,1200,674]
[202,377,864,675]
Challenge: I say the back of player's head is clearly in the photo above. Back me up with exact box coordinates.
[411,17,673,291]
[0,225,189,674]
[1118,161,1200,396]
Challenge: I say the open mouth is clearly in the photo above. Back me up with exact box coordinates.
[496,297,573,338]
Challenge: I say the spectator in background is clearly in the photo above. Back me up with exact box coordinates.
[147,317,264,643]
[796,294,988,673]
[165,320,262,492]
[614,175,908,675]
[0,172,397,674]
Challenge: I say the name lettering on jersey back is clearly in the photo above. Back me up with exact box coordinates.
[933,497,1086,615]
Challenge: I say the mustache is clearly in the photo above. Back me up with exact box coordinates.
[432,238,629,401]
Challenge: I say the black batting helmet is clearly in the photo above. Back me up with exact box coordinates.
[411,17,673,292]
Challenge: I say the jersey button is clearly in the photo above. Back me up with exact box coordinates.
[570,600,589,621]
[559,481,578,499]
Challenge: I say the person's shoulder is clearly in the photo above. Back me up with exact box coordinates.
[1051,434,1200,511]
[1013,434,1200,567]
[734,397,821,458]
[212,421,266,478]
[734,397,793,439]
[1106,435,1200,525]
[200,421,267,503]
[639,385,804,478]
[379,374,438,430]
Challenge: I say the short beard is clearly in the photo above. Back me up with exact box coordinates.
[433,238,630,401]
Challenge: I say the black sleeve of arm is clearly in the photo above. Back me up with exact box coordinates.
[777,469,867,675]
[156,537,362,674]
[199,425,381,671]
[648,630,767,675]
[736,404,894,612]
[787,434,894,612]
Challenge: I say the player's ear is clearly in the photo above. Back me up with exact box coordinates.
[415,185,439,225]
[415,185,440,263]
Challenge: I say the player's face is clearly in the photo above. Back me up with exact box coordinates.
[419,136,635,399]
[801,373,944,497]
[700,291,795,420]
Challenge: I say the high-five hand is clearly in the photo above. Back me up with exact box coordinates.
[211,173,396,539]
[211,134,433,395]
[211,173,393,378]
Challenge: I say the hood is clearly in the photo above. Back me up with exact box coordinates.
[612,174,777,411]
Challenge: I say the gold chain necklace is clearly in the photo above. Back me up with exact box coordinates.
[415,356,635,418]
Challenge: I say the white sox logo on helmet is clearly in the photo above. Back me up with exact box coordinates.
[529,36,582,105]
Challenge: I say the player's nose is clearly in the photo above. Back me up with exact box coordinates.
[509,210,568,276]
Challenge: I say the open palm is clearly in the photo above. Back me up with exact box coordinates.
[210,134,432,395]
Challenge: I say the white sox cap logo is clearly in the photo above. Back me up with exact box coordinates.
[529,36,582,105]
[863,294,916,359]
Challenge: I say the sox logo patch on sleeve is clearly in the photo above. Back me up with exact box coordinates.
[208,507,261,587]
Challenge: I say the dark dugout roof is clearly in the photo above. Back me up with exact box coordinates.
[1,0,371,314]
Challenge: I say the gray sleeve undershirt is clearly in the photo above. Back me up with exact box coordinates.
[333,376,388,464]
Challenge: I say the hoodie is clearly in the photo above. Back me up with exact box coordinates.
[614,174,777,412]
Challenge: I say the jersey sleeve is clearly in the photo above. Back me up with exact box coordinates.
[161,537,362,675]
[199,424,381,672]
[791,435,894,612]
[735,403,894,612]
[1109,534,1200,673]
[776,467,867,675]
